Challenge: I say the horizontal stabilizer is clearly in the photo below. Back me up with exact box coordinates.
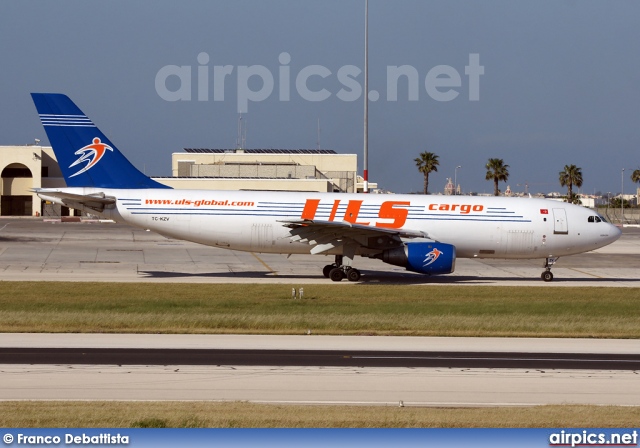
[34,188,116,213]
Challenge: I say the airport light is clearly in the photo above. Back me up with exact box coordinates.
[362,0,369,193]
[621,168,625,222]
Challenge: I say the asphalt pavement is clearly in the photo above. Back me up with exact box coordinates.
[0,218,639,286]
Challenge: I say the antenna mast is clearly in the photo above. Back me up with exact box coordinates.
[363,0,369,193]
[236,115,247,150]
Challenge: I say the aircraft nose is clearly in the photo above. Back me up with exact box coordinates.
[610,224,622,243]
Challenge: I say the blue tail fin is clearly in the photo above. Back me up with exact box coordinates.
[31,93,170,189]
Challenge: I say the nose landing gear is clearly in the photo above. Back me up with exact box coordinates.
[541,257,558,282]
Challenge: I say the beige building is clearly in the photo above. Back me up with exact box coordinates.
[0,145,65,216]
[1,145,369,216]
[166,148,359,193]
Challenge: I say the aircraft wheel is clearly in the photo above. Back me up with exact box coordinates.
[346,268,361,282]
[541,271,554,282]
[323,264,334,278]
[329,267,345,282]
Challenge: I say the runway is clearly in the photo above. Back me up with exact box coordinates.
[2,341,640,370]
[4,364,639,406]
[3,348,640,370]
[1,335,639,406]
[0,218,639,286]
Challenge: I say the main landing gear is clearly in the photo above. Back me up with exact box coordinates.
[323,255,361,282]
[541,257,558,282]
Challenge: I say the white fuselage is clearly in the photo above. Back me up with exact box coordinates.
[52,188,621,260]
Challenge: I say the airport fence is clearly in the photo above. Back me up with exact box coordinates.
[597,207,640,226]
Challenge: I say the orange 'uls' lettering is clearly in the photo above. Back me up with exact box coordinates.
[301,199,320,220]
[329,199,341,221]
[343,200,370,226]
[376,201,410,229]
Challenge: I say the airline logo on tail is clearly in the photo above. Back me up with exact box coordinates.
[69,137,113,178]
[423,247,443,267]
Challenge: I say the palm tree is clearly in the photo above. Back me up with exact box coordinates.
[414,151,439,194]
[559,165,582,204]
[632,169,640,186]
[485,158,509,196]
[559,164,583,204]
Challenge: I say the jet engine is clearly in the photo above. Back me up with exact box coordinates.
[376,242,456,275]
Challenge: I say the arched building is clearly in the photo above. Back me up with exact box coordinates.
[0,145,65,216]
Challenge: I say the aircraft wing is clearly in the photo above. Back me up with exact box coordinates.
[34,188,116,213]
[280,219,429,255]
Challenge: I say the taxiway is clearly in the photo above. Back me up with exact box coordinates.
[0,218,638,286]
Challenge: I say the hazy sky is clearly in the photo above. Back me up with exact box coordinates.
[1,1,638,195]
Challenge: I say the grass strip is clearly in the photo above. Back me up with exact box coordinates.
[0,401,638,428]
[0,282,639,337]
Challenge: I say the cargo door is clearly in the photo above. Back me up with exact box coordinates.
[251,224,273,250]
[506,229,534,255]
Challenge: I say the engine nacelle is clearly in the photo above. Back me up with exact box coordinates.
[378,242,456,275]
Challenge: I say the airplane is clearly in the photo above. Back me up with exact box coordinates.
[31,93,621,282]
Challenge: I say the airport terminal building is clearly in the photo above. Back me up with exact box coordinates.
[0,145,65,216]
[1,145,365,216]
[166,148,359,193]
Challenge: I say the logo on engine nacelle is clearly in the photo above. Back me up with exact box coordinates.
[423,247,443,266]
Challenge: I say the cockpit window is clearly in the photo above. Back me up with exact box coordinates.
[588,215,604,223]
[588,216,595,222]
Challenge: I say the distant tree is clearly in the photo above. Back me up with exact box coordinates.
[559,164,583,204]
[632,169,640,186]
[414,151,439,194]
[485,158,509,196]
[610,197,631,209]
